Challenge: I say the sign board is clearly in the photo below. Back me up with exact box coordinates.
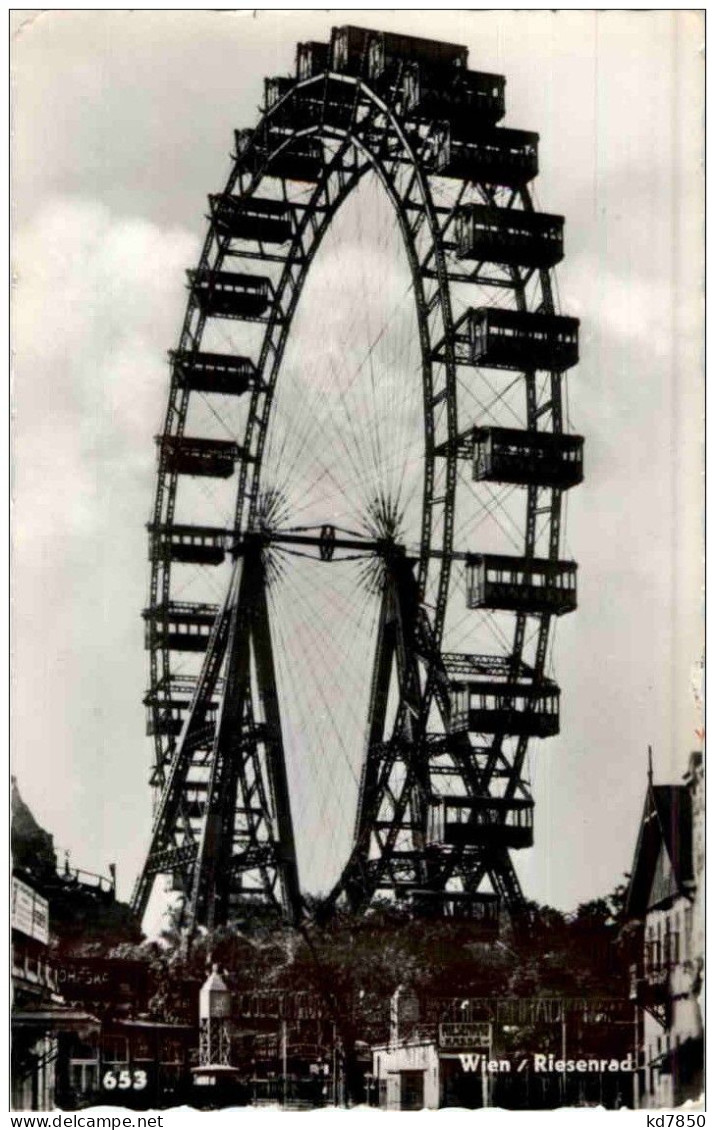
[439,1022,492,1050]
[55,958,148,1003]
[11,876,49,944]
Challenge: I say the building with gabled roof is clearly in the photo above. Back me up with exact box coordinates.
[625,749,703,1108]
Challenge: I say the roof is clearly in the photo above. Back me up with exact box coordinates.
[11,778,57,881]
[372,1038,437,1053]
[625,781,693,917]
[13,1007,100,1032]
[112,1019,194,1032]
[202,968,230,994]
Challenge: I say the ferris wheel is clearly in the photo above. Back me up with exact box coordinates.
[132,25,582,934]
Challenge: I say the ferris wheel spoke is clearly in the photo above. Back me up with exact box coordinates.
[268,568,372,775]
[207,398,240,441]
[269,578,365,781]
[324,354,381,490]
[455,495,524,556]
[273,549,378,635]
[448,582,515,657]
[267,422,369,526]
[465,475,524,540]
[262,195,425,535]
[457,369,527,431]
[269,605,350,883]
[270,555,376,682]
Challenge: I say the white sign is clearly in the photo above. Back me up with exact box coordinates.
[439,1022,492,1050]
[11,876,49,944]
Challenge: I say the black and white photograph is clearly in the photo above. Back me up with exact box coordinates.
[10,9,704,1115]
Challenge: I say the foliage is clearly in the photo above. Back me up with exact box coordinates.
[50,893,142,954]
[97,883,632,1102]
[103,883,629,1042]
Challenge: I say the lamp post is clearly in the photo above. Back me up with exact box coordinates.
[281,1018,288,1108]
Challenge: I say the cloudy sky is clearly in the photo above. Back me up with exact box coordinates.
[11,10,704,917]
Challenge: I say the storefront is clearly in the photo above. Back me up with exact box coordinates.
[12,1009,100,1112]
[371,1022,492,1110]
[62,1019,196,1109]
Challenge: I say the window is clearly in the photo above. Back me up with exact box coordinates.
[161,1039,183,1065]
[69,1037,98,1061]
[68,1037,99,1099]
[133,1035,153,1061]
[69,1062,98,1097]
[684,906,693,959]
[102,1036,129,1068]
[653,924,662,970]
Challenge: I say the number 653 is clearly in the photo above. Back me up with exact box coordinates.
[102,1069,148,1091]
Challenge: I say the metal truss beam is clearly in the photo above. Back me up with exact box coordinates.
[133,544,301,932]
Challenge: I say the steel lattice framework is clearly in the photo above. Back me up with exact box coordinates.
[132,25,583,934]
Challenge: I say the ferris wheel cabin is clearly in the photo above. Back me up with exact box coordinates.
[266,70,354,133]
[465,554,578,617]
[408,890,501,930]
[263,75,297,114]
[143,601,219,653]
[171,350,257,398]
[473,426,584,489]
[401,65,505,127]
[448,674,560,738]
[427,124,539,188]
[148,523,228,567]
[235,127,325,183]
[189,269,273,321]
[427,796,534,850]
[144,675,219,742]
[294,27,505,127]
[209,195,293,244]
[143,693,218,739]
[469,307,579,371]
[158,435,243,479]
[456,205,564,269]
[330,25,468,79]
[296,41,330,80]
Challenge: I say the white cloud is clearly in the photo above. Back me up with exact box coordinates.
[12,197,199,889]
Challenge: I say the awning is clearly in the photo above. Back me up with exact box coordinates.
[12,1008,100,1036]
